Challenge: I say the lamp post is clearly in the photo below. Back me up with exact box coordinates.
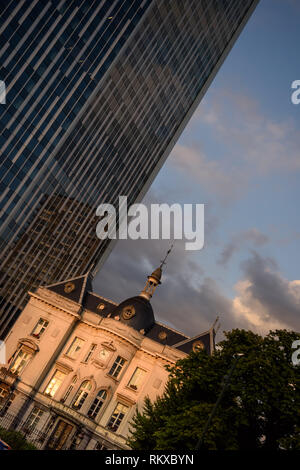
[195,353,244,451]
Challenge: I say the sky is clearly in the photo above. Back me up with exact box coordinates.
[95,0,300,341]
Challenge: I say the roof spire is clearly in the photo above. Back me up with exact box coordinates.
[139,245,173,301]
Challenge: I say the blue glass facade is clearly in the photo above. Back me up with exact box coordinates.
[0,0,259,337]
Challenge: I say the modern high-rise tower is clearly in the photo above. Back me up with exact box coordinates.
[0,0,259,337]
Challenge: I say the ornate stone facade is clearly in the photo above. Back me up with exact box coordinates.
[0,269,216,450]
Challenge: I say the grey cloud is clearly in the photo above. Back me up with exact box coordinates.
[239,251,300,330]
[218,228,269,266]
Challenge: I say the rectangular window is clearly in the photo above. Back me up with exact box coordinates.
[65,337,85,359]
[127,367,146,391]
[45,370,66,397]
[31,318,49,338]
[108,356,126,379]
[83,343,96,363]
[25,407,44,431]
[107,403,128,432]
[10,349,32,374]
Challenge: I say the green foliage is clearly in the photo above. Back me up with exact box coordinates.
[128,329,300,450]
[0,426,37,450]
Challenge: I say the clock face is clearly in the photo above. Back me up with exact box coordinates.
[99,348,110,361]
[122,305,135,320]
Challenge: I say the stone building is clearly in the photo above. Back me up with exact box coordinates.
[0,265,216,450]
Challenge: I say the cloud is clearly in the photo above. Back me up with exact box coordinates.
[218,228,269,266]
[95,243,299,341]
[193,88,300,175]
[232,251,300,333]
[169,144,247,205]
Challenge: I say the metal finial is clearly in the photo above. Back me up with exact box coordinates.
[160,244,174,269]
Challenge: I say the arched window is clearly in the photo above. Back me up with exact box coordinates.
[72,380,92,410]
[87,389,107,420]
[61,375,77,403]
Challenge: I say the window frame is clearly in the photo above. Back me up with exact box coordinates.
[9,347,32,375]
[87,389,107,420]
[72,380,92,410]
[83,343,97,363]
[107,402,129,433]
[31,318,49,339]
[24,406,44,432]
[127,367,147,391]
[108,355,126,379]
[65,336,85,360]
[44,369,66,397]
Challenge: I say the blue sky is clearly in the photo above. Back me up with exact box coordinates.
[95,0,300,338]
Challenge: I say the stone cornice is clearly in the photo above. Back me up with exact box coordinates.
[30,290,186,365]
[29,289,81,318]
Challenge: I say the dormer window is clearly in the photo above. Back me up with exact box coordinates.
[31,318,49,339]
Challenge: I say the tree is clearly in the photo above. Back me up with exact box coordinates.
[128,329,300,450]
[0,426,37,450]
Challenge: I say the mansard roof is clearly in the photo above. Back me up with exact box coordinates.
[41,273,216,356]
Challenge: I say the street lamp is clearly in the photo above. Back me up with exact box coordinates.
[195,353,244,451]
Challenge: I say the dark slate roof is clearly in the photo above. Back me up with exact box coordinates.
[45,273,93,305]
[111,296,155,334]
[173,331,213,355]
[146,322,189,346]
[43,273,216,355]
[84,291,116,317]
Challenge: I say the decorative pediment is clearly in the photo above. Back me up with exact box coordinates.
[116,392,136,406]
[55,361,74,374]
[18,338,39,353]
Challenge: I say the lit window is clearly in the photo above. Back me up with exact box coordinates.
[83,343,96,363]
[108,356,126,379]
[107,403,128,432]
[45,370,66,397]
[10,349,32,375]
[87,389,107,420]
[127,367,146,391]
[66,337,85,359]
[31,318,49,338]
[25,407,44,431]
[72,380,92,410]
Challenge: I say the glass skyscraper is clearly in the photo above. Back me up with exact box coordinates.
[0,0,259,337]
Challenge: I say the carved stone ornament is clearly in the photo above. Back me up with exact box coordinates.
[158,331,167,340]
[64,282,76,293]
[34,288,80,314]
[192,340,205,352]
[122,305,135,320]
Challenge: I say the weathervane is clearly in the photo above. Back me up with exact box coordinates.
[160,243,174,269]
